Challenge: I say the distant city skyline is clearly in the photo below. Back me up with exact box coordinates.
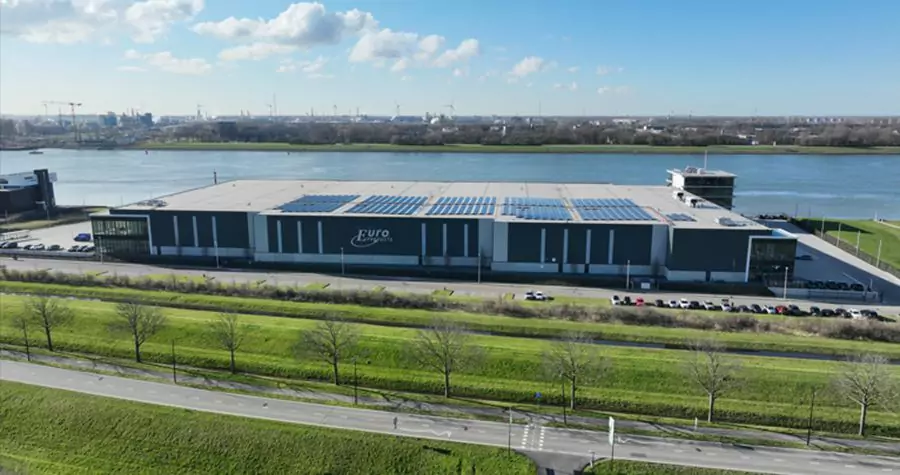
[1,0,899,116]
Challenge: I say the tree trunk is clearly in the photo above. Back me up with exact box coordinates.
[707,393,715,423]
[229,350,236,374]
[444,370,451,398]
[44,326,54,352]
[569,379,577,410]
[859,403,869,437]
[133,336,142,363]
[332,357,340,385]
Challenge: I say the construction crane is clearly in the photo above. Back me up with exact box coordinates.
[43,100,83,142]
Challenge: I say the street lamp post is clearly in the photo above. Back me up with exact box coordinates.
[625,259,631,290]
[352,357,358,405]
[214,238,220,269]
[340,247,345,291]
[477,247,482,284]
[783,266,790,300]
[806,390,817,446]
[560,376,567,425]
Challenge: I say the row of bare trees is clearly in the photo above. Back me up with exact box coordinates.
[7,297,896,436]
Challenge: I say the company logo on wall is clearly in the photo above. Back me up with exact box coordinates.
[350,229,393,248]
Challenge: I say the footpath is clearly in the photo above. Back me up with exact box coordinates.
[2,349,898,455]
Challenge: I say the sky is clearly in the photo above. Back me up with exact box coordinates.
[1,0,899,117]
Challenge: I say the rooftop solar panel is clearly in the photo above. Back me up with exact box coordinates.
[576,206,656,222]
[345,195,427,215]
[504,197,566,208]
[278,194,359,213]
[666,213,696,222]
[572,198,639,208]
[426,196,497,216]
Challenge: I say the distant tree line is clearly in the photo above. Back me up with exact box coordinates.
[157,120,900,148]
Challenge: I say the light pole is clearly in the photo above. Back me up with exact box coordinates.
[477,247,482,284]
[560,376,567,425]
[97,236,104,264]
[806,389,816,446]
[171,340,177,383]
[341,247,345,276]
[214,238,220,269]
[352,357,358,405]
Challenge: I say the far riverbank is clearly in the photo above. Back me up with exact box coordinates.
[129,142,900,155]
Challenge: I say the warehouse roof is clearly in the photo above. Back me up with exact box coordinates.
[117,179,764,229]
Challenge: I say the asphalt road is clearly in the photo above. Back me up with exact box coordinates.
[2,255,898,316]
[3,360,898,475]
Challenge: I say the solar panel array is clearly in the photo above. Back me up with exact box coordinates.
[501,197,571,221]
[666,213,697,222]
[345,195,427,216]
[426,196,497,216]
[279,194,359,213]
[572,197,656,222]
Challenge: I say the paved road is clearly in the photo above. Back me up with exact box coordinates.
[2,256,898,316]
[3,360,899,475]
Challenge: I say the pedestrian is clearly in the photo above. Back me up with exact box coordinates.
[393,416,398,430]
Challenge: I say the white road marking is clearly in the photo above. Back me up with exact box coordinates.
[741,456,750,460]
[774,458,784,462]
[538,427,546,451]
[810,462,820,465]
[674,449,685,454]
[846,466,857,469]
[881,469,892,472]
[421,424,430,428]
[214,400,223,404]
[520,426,530,449]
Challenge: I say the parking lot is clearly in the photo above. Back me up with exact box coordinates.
[0,221,94,254]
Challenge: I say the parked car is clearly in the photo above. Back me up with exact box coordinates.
[635,297,645,307]
[850,283,865,292]
[654,299,665,308]
[809,306,821,316]
[0,241,18,249]
[737,305,751,313]
[702,301,717,311]
[764,305,778,314]
[679,298,690,309]
[31,244,45,251]
[820,308,836,317]
[74,233,92,242]
[795,254,813,261]
[525,290,550,301]
[861,309,880,319]
[668,300,679,308]
[750,304,763,314]
[622,296,633,306]
[610,295,621,306]
[721,302,734,312]
[48,244,62,251]
[688,301,702,310]
[849,309,864,320]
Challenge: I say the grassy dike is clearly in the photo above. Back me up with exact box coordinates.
[134,142,900,155]
[2,290,899,435]
[0,382,533,475]
[2,280,898,358]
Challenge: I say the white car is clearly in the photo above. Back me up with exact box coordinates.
[679,298,690,309]
[721,303,733,312]
[533,291,547,301]
[668,300,679,308]
[703,301,717,310]
[765,306,778,314]
[849,309,863,320]
[610,295,621,306]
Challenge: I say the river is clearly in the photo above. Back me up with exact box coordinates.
[0,149,897,219]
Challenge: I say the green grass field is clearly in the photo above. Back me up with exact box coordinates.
[133,142,900,155]
[584,460,761,474]
[2,293,898,435]
[798,218,900,269]
[2,280,897,359]
[0,382,532,475]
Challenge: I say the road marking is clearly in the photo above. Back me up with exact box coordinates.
[740,456,750,460]
[810,462,820,465]
[538,427,546,451]
[774,459,784,462]
[846,466,857,469]
[421,424,430,428]
[881,469,892,472]
[520,426,530,449]
[674,449,684,454]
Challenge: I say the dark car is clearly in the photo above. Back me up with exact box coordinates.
[74,233,92,242]
[688,301,702,310]
[809,306,821,316]
[750,304,763,314]
[654,299,665,308]
[737,305,751,313]
[795,254,813,261]
[850,283,865,292]
[861,310,880,319]
[821,308,835,317]
[622,296,633,306]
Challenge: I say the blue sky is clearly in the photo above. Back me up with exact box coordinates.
[1,0,898,116]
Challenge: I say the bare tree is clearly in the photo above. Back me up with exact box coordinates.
[412,318,480,398]
[834,353,898,436]
[297,317,359,385]
[24,296,74,352]
[111,302,167,363]
[544,333,607,410]
[684,339,741,423]
[209,312,252,373]
[11,312,33,361]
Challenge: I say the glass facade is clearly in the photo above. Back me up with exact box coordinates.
[92,216,150,258]
[747,237,796,283]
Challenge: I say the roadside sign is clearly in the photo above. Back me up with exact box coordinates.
[535,392,542,400]
[608,417,616,446]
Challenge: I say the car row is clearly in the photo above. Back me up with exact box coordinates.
[612,295,880,319]
[0,242,95,253]
[802,280,867,292]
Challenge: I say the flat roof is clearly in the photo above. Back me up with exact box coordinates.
[117,179,765,229]
[667,168,736,178]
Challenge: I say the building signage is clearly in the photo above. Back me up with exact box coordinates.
[350,229,393,248]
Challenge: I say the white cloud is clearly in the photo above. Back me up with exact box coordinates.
[597,85,632,95]
[218,42,295,61]
[567,66,580,73]
[192,2,376,46]
[597,65,624,76]
[452,67,468,77]
[432,38,480,67]
[276,56,329,77]
[123,50,212,75]
[0,0,203,44]
[553,82,578,91]
[509,56,547,78]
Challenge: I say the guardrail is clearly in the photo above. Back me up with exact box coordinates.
[0,249,97,260]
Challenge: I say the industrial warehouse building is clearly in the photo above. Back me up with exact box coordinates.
[91,173,797,283]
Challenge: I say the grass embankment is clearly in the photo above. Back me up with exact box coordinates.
[134,142,900,155]
[0,382,532,475]
[3,280,899,358]
[799,218,900,270]
[584,461,761,474]
[2,292,898,435]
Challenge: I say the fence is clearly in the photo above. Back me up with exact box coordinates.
[789,218,900,280]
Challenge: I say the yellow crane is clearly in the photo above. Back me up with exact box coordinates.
[42,100,84,142]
